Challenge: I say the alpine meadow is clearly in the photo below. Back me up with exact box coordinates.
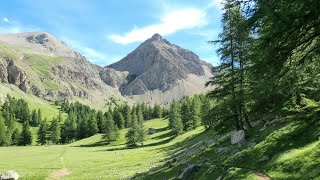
[0,0,319,179]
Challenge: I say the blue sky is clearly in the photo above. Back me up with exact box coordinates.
[0,0,223,66]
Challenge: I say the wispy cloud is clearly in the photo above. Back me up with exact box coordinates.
[2,17,9,23]
[62,38,120,66]
[109,8,207,45]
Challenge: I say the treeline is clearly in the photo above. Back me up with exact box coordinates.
[205,0,320,133]
[168,95,215,135]
[0,95,37,146]
[0,95,168,146]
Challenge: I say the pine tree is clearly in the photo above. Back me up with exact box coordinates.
[96,110,106,133]
[88,112,98,136]
[19,120,32,146]
[104,111,118,142]
[11,128,20,145]
[180,97,193,131]
[113,110,125,129]
[37,118,48,145]
[126,112,139,147]
[191,96,201,129]
[37,109,42,124]
[0,112,7,146]
[50,118,61,144]
[30,109,39,127]
[169,100,183,135]
[123,105,132,128]
[153,104,162,118]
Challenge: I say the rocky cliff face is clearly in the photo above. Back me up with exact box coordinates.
[106,33,212,98]
[0,57,29,92]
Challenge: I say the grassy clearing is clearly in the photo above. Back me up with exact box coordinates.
[0,118,205,180]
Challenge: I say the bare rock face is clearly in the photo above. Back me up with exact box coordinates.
[99,68,128,88]
[107,33,211,96]
[231,130,245,145]
[0,57,29,92]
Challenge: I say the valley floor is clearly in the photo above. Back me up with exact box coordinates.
[0,118,205,179]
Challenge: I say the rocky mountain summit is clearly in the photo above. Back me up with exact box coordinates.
[0,32,213,106]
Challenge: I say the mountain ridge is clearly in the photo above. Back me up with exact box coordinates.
[0,31,213,106]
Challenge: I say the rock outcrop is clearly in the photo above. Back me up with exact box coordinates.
[0,57,29,92]
[0,170,19,180]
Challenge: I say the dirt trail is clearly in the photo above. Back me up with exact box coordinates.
[46,168,70,180]
[254,171,271,180]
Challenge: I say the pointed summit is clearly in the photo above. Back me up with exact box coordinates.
[150,33,163,41]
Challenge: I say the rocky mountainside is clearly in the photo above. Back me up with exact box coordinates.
[0,32,213,106]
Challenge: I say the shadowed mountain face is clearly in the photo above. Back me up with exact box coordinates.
[0,32,213,106]
[106,33,211,96]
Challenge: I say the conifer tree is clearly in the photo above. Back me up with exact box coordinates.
[37,118,48,145]
[50,118,61,144]
[0,113,7,146]
[126,112,139,147]
[153,104,162,118]
[96,110,106,133]
[88,112,98,136]
[30,109,39,127]
[169,100,183,135]
[19,120,32,146]
[113,110,125,129]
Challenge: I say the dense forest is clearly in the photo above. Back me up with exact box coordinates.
[204,0,320,133]
[0,95,170,147]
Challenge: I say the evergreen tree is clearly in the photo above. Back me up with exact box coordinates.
[104,111,118,142]
[37,118,48,145]
[19,120,32,146]
[180,97,193,131]
[50,118,61,144]
[96,110,106,133]
[0,112,7,146]
[190,96,202,129]
[11,128,20,145]
[126,112,139,147]
[123,105,132,128]
[37,109,42,124]
[88,112,98,136]
[30,109,39,127]
[113,110,125,129]
[169,100,183,135]
[153,104,162,118]
[207,0,252,130]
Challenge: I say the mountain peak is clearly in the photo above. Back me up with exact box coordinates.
[150,33,163,41]
[0,31,80,58]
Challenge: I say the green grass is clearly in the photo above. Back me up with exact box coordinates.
[0,118,205,180]
[0,85,60,120]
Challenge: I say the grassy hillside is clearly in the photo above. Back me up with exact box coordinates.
[0,84,60,119]
[0,118,206,179]
[133,110,320,179]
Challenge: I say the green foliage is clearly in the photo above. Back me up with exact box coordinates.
[37,118,48,145]
[19,120,32,146]
[0,112,7,146]
[49,118,61,144]
[153,104,162,119]
[169,100,183,135]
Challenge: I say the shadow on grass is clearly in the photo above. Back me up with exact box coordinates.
[130,112,320,180]
[72,140,111,147]
[101,136,177,152]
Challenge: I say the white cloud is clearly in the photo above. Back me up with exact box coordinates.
[207,0,224,9]
[2,17,9,23]
[109,8,207,45]
[61,38,120,66]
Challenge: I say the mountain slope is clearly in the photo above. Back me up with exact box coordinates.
[0,32,213,107]
[105,33,213,105]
